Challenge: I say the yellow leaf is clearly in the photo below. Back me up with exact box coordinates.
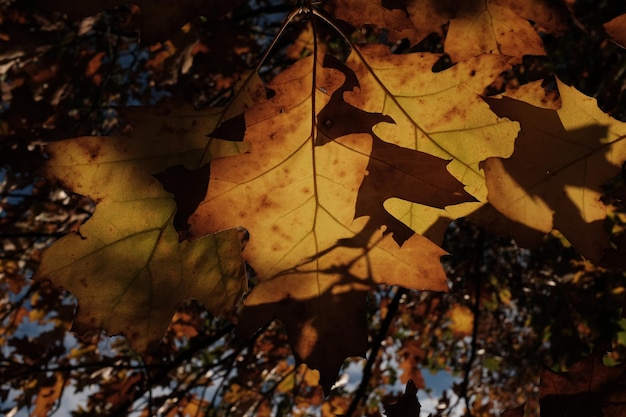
[350,45,519,242]
[482,79,626,261]
[448,304,474,336]
[191,46,518,390]
[35,105,248,353]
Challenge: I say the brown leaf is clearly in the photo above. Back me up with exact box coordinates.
[329,0,426,44]
[444,0,546,64]
[405,0,457,43]
[355,137,476,246]
[398,340,425,386]
[240,290,367,394]
[491,0,569,35]
[153,163,212,235]
[397,0,567,63]
[482,80,626,261]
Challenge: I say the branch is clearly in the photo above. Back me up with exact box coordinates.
[459,229,485,417]
[107,322,235,417]
[345,286,405,417]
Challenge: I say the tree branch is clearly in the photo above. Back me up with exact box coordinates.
[345,286,405,417]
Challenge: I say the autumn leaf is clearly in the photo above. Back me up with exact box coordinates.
[447,304,474,336]
[330,0,567,62]
[348,45,519,242]
[33,0,245,44]
[192,51,456,391]
[398,340,426,387]
[443,0,546,63]
[404,0,457,44]
[188,44,518,390]
[604,14,626,49]
[442,0,568,63]
[34,105,248,353]
[481,80,626,261]
[329,0,426,44]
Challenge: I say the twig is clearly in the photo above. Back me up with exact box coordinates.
[459,229,485,417]
[345,286,406,417]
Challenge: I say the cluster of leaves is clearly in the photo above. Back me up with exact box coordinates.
[2,0,626,416]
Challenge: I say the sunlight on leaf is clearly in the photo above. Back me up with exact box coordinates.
[190,50,474,389]
[35,105,247,353]
[347,45,519,243]
[482,80,626,261]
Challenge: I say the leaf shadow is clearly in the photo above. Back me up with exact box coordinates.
[238,285,369,395]
[483,96,618,260]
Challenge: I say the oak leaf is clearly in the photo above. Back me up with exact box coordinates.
[403,0,457,43]
[398,340,426,386]
[443,0,546,63]
[482,80,626,261]
[189,46,518,390]
[34,105,248,353]
[331,0,567,62]
[348,45,519,242]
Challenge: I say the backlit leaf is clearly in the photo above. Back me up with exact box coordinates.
[35,105,247,353]
[349,45,519,242]
[482,80,626,261]
[190,46,518,389]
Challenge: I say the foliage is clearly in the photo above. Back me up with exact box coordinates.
[2,0,626,416]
